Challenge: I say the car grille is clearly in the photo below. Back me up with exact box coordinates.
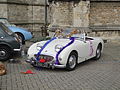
[34,54,54,62]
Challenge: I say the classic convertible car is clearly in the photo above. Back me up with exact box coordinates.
[27,29,104,70]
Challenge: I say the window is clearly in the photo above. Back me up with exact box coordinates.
[0,27,5,37]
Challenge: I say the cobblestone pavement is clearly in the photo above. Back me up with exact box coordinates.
[0,40,120,90]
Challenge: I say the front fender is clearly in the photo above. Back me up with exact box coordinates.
[0,42,12,48]
[58,46,76,65]
[27,42,39,59]
[27,41,47,59]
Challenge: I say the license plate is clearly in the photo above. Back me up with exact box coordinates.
[38,63,48,67]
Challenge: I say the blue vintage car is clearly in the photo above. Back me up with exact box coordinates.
[0,18,33,44]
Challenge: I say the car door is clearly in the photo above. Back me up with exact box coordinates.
[0,27,6,41]
[77,40,89,63]
[86,39,95,59]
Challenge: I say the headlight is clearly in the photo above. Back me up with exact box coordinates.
[55,45,63,52]
[36,43,43,50]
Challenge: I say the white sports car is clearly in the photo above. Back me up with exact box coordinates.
[27,29,104,70]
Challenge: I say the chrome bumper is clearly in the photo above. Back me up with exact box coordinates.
[13,49,21,51]
[26,59,66,69]
[53,64,66,68]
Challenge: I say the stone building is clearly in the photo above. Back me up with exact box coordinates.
[49,0,120,39]
[90,0,120,38]
[0,0,47,36]
[0,0,120,38]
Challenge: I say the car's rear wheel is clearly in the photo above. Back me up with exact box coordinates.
[94,45,102,60]
[0,46,11,61]
[66,52,77,71]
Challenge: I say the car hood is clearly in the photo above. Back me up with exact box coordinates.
[8,26,28,32]
[36,38,72,57]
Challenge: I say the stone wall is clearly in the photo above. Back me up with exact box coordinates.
[49,0,120,38]
[49,1,90,29]
[73,1,90,27]
[0,2,7,18]
[49,1,73,27]
[90,2,120,26]
[88,30,120,40]
[8,4,28,22]
[0,0,47,37]
[89,1,120,38]
[1,0,120,38]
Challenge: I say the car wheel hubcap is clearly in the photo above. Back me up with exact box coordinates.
[0,51,6,57]
[68,55,76,69]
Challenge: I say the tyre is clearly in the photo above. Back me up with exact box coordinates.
[94,45,102,60]
[0,46,11,61]
[17,33,25,45]
[66,52,78,71]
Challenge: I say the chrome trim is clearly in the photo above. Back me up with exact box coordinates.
[53,64,66,68]
[14,43,22,51]
[13,49,21,51]
[26,58,66,69]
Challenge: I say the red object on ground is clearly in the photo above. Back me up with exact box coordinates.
[39,59,46,63]
[21,70,35,74]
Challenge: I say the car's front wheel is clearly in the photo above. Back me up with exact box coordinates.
[16,33,25,44]
[66,52,77,71]
[0,46,11,61]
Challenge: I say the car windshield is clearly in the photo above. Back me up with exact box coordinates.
[0,19,11,26]
[0,23,13,35]
[63,28,73,35]
[53,28,86,41]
